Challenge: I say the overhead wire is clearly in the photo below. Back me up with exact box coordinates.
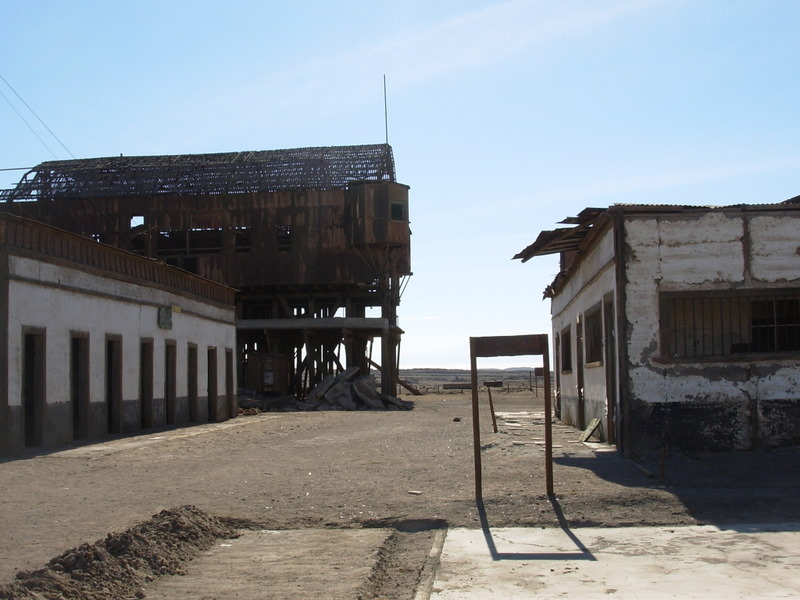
[0,73,75,159]
[0,85,58,159]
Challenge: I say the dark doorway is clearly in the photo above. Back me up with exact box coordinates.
[207,347,218,422]
[165,341,177,425]
[225,349,235,419]
[106,337,122,434]
[554,334,562,419]
[140,340,154,428]
[22,330,45,447]
[70,334,89,440]
[188,345,198,422]
[603,295,617,445]
[575,316,585,430]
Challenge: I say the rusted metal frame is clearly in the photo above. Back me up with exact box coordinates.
[470,334,553,500]
[6,145,396,201]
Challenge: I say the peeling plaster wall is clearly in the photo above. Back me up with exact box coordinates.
[4,255,237,456]
[623,211,800,454]
[552,227,616,439]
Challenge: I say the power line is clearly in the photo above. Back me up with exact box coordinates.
[0,73,75,159]
[0,86,58,159]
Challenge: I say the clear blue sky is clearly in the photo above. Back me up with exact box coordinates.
[2,0,799,368]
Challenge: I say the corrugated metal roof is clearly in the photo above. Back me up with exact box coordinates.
[514,199,800,263]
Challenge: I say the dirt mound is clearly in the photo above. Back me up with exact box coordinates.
[0,505,237,600]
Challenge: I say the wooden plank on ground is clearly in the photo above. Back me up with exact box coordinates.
[579,418,602,442]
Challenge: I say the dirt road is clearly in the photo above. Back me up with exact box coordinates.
[1,391,798,598]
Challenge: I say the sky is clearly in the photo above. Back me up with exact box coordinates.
[2,0,799,369]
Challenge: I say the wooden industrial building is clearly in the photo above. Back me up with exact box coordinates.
[1,144,411,398]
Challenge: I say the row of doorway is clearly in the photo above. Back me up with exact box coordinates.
[22,330,234,449]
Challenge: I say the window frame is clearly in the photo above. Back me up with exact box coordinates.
[659,289,800,361]
[584,303,604,366]
[276,225,292,252]
[390,202,406,221]
[560,326,572,373]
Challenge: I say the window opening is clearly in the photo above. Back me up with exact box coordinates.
[234,227,251,253]
[560,327,572,372]
[276,225,292,251]
[584,304,603,364]
[391,202,405,221]
[663,292,800,358]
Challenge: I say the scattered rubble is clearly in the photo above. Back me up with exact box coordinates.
[239,370,414,413]
[0,506,238,600]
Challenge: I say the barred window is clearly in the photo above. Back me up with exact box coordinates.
[662,292,800,359]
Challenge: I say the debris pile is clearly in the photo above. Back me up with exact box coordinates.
[0,506,237,600]
[239,368,414,412]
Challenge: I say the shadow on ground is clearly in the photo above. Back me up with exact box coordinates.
[554,445,800,527]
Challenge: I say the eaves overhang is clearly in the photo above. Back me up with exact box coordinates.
[513,207,606,263]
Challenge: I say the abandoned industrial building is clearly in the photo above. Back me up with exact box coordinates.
[515,198,800,456]
[1,143,410,405]
[0,213,237,457]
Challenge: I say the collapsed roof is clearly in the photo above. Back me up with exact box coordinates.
[1,143,396,201]
[513,207,605,263]
[515,200,800,299]
[514,198,800,264]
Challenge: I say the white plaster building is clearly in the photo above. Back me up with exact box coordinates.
[516,200,800,455]
[0,213,237,457]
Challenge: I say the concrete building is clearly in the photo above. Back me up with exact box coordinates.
[0,213,237,457]
[515,199,800,456]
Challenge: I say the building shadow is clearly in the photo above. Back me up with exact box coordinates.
[553,446,800,529]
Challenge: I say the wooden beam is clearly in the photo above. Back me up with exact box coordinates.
[470,333,554,500]
[472,334,547,357]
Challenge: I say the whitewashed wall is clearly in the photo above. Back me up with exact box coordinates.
[6,254,236,449]
[551,226,617,436]
[623,211,800,451]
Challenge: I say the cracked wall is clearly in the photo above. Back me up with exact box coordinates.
[624,211,800,454]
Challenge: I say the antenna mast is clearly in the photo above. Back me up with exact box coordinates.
[383,74,389,145]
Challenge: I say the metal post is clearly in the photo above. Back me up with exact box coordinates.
[542,338,554,496]
[470,338,482,500]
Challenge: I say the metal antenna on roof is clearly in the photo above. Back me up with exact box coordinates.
[383,74,389,145]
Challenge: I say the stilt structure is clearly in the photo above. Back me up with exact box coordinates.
[2,144,411,397]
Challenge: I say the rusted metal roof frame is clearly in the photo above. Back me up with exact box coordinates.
[1,144,396,202]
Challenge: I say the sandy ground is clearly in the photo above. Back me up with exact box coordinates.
[1,391,799,598]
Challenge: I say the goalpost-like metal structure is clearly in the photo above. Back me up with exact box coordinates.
[470,334,554,499]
